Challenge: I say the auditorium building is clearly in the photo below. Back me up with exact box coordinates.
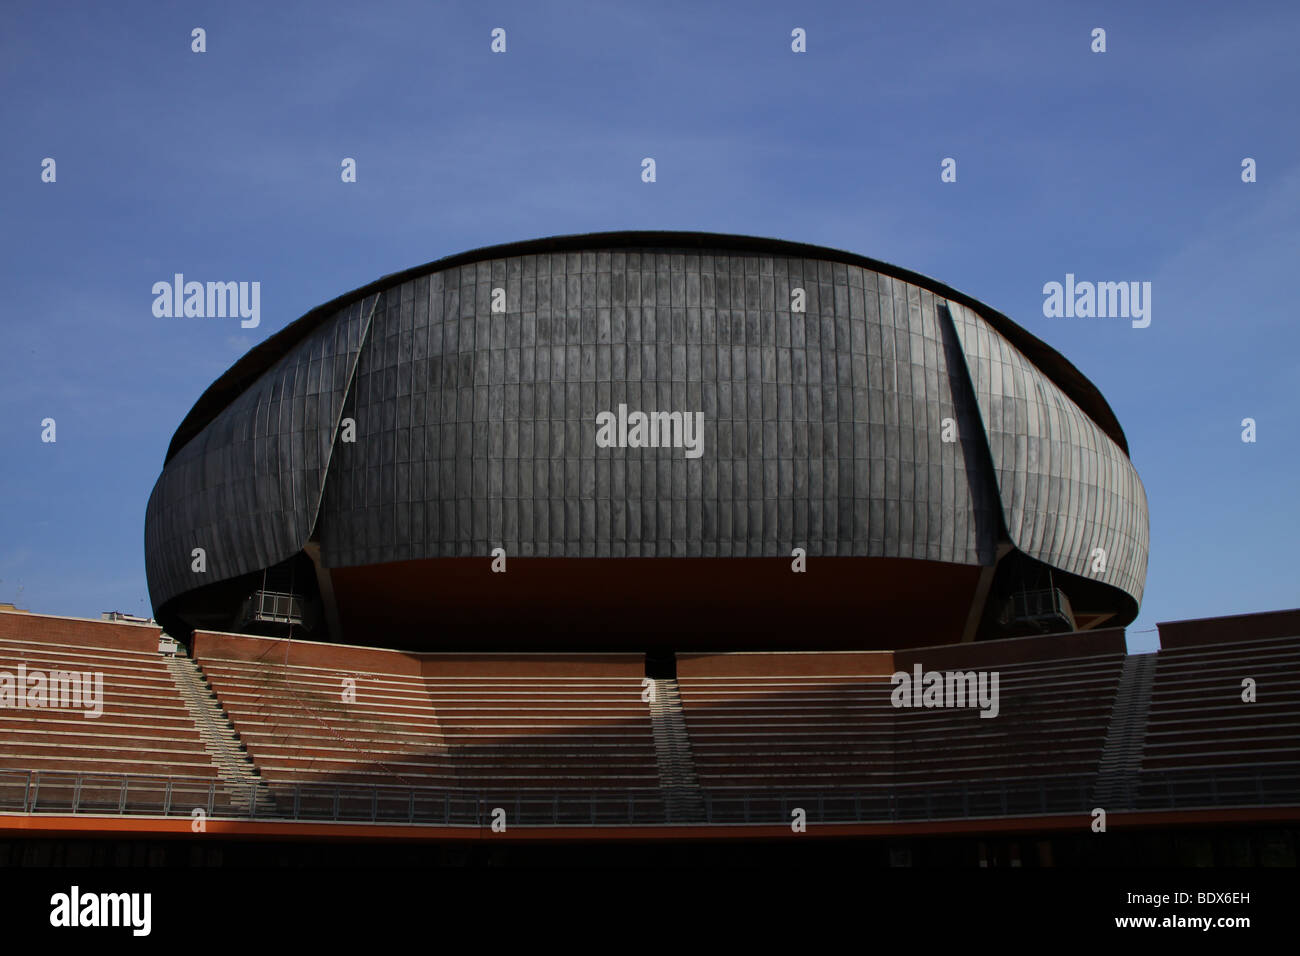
[142,231,1148,650]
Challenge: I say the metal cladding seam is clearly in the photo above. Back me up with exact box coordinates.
[143,295,378,610]
[945,300,1149,605]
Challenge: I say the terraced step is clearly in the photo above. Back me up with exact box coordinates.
[164,652,273,815]
[648,678,706,822]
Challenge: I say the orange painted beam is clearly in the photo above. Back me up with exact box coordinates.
[2,804,1296,844]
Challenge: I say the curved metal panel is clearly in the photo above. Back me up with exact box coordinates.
[317,250,1001,566]
[144,296,378,609]
[944,300,1149,603]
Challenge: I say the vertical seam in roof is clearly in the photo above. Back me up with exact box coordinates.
[307,293,382,542]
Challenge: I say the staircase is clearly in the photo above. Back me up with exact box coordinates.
[648,678,706,823]
[164,651,272,815]
[1094,653,1155,809]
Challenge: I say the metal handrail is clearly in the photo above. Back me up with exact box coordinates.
[2,766,1296,827]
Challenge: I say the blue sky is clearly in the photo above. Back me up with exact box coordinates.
[1,1,1296,652]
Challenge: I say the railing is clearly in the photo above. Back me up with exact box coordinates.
[3,767,1297,827]
[701,775,1099,824]
[1135,766,1300,810]
[0,771,227,818]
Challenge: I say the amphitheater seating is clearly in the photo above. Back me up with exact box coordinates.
[1136,632,1300,807]
[677,674,893,788]
[4,609,1296,827]
[676,669,894,822]
[889,651,1125,816]
[193,633,663,823]
[673,637,1130,820]
[0,611,227,814]
[890,654,1126,782]
[195,658,445,788]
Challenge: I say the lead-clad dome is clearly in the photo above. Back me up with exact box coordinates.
[144,232,1148,647]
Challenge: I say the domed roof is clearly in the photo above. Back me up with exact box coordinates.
[165,231,1128,463]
